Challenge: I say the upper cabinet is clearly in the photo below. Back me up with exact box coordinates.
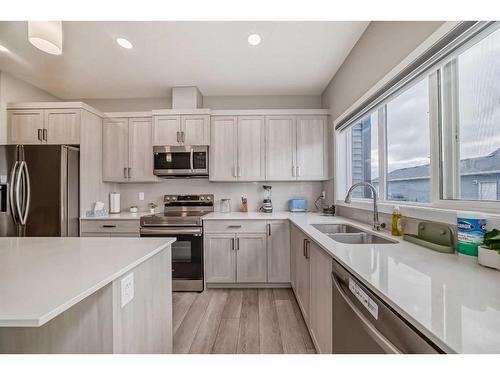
[265,116,296,180]
[8,108,81,145]
[295,116,328,180]
[103,116,157,183]
[210,115,265,181]
[153,114,210,146]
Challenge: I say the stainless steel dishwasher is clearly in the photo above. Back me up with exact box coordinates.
[332,260,442,354]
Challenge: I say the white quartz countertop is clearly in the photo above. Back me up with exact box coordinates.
[0,237,175,327]
[204,211,500,353]
[80,212,149,220]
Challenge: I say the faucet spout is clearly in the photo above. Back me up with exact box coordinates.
[344,182,381,231]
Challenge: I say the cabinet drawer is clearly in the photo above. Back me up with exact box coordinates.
[80,220,140,234]
[204,220,266,233]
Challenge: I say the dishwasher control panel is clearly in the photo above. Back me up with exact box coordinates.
[349,278,379,320]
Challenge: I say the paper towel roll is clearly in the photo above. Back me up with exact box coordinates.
[110,192,121,214]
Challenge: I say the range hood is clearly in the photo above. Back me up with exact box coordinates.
[171,86,203,109]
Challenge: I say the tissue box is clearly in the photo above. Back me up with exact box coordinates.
[289,199,307,212]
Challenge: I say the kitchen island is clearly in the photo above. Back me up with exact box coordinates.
[0,237,175,354]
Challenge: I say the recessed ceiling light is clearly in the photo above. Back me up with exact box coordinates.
[28,21,63,55]
[248,34,262,46]
[0,44,8,52]
[116,37,133,49]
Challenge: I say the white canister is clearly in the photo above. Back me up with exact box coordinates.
[110,192,121,214]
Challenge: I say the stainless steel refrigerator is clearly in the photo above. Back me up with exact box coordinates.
[0,145,79,237]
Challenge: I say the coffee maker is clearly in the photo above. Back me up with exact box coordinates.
[260,185,273,213]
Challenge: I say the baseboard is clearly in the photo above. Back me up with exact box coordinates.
[206,282,291,289]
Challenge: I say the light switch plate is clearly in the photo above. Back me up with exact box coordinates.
[121,273,134,308]
[138,192,144,201]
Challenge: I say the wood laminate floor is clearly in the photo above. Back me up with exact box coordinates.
[172,288,316,354]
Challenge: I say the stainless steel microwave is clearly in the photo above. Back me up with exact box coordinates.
[153,146,209,177]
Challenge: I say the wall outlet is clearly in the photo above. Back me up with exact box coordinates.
[138,192,144,201]
[121,273,134,308]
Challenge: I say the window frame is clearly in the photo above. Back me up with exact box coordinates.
[335,22,500,216]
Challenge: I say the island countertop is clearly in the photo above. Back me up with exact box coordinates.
[0,237,175,328]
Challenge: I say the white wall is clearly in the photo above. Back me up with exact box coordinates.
[321,21,444,207]
[77,94,323,112]
[0,71,59,144]
[118,180,324,213]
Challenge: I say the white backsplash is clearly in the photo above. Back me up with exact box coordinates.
[117,179,324,213]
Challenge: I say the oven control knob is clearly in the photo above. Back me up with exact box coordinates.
[200,196,204,200]
[206,196,211,200]
[165,197,170,201]
[172,197,177,201]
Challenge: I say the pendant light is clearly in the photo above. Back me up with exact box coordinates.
[28,21,63,55]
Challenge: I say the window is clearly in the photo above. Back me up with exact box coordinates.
[441,27,500,202]
[386,78,431,203]
[349,112,379,199]
[338,22,500,210]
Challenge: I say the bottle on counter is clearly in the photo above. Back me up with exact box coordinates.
[241,196,248,212]
[391,206,404,236]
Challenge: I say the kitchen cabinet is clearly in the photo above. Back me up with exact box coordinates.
[210,116,237,181]
[265,115,328,181]
[296,116,328,180]
[153,114,210,146]
[204,234,236,283]
[267,220,291,282]
[204,220,269,284]
[265,116,296,180]
[309,241,333,354]
[103,117,156,182]
[292,226,310,322]
[210,116,265,181]
[8,108,81,144]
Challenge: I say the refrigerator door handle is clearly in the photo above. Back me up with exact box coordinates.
[20,161,31,225]
[9,161,20,225]
[15,162,26,225]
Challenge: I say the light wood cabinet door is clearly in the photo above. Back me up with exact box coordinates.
[265,116,296,180]
[293,230,310,323]
[128,117,156,182]
[181,115,210,145]
[205,234,236,283]
[296,115,328,180]
[236,233,267,283]
[44,109,81,144]
[102,118,129,182]
[267,220,291,282]
[153,115,181,146]
[237,116,265,181]
[309,242,333,353]
[210,116,237,181]
[7,109,44,144]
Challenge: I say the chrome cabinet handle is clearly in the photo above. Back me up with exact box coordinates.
[331,271,401,354]
[303,238,307,258]
[297,166,301,177]
[37,129,42,141]
[182,131,185,143]
[228,225,242,228]
[190,148,194,172]
[42,128,47,142]
[231,238,235,250]
[123,167,127,179]
[267,223,271,236]
[305,239,310,259]
[128,167,131,179]
[236,237,240,250]
[102,224,116,228]
[292,165,296,177]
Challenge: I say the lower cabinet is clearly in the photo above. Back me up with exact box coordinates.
[235,233,267,282]
[290,223,333,354]
[204,234,236,282]
[309,241,333,354]
[267,220,291,282]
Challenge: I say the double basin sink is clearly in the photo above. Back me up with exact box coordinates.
[312,224,398,245]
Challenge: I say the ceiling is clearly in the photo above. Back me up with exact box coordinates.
[0,21,368,99]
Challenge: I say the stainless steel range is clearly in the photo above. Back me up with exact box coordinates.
[140,194,214,292]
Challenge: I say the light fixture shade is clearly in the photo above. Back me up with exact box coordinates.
[28,21,63,55]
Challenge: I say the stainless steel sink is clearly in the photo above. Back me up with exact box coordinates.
[329,232,398,244]
[312,223,397,244]
[312,224,364,234]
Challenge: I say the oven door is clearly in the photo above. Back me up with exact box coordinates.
[153,146,208,177]
[140,227,204,292]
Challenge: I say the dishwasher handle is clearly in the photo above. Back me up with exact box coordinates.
[331,271,402,354]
